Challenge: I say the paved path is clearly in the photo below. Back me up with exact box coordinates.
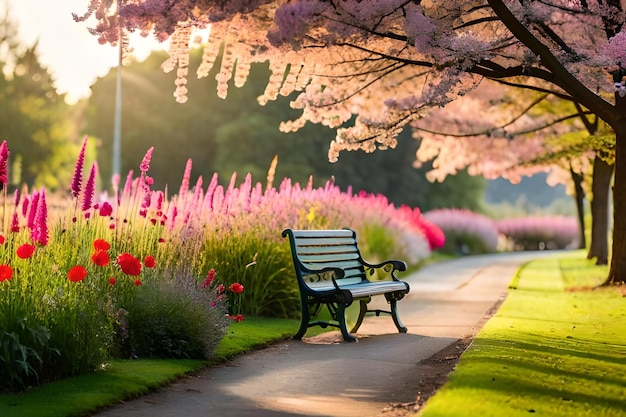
[93,252,556,417]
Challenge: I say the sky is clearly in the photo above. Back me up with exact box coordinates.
[6,0,166,103]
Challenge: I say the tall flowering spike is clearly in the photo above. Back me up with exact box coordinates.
[71,137,88,198]
[0,140,9,185]
[82,162,97,212]
[34,188,49,246]
[140,147,154,174]
[179,158,193,200]
[27,192,39,230]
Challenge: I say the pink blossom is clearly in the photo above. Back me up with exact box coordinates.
[71,137,87,198]
[0,140,9,185]
[140,147,154,174]
[82,163,97,212]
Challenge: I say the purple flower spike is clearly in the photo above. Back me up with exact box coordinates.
[0,140,9,185]
[140,147,154,174]
[71,137,88,198]
[34,188,49,246]
[82,162,97,212]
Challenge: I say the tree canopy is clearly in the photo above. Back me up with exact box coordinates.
[76,1,626,283]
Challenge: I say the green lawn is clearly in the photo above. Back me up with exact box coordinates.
[419,252,626,417]
[0,317,303,417]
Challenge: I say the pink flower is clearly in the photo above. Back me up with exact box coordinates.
[200,268,216,289]
[0,140,9,185]
[33,188,49,246]
[140,147,154,174]
[71,137,87,198]
[81,163,97,211]
[99,202,113,217]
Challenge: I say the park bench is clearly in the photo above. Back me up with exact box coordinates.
[282,228,410,342]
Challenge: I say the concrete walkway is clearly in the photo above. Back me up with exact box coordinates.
[93,252,556,417]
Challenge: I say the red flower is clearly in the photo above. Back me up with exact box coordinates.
[229,314,244,322]
[16,244,35,259]
[108,277,116,285]
[93,239,110,251]
[68,265,87,282]
[0,235,5,244]
[0,265,13,282]
[143,255,156,268]
[229,282,244,294]
[91,250,110,267]
[200,268,216,289]
[134,279,142,286]
[158,238,166,243]
[116,253,142,276]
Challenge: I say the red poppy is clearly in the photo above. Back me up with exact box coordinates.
[0,265,12,282]
[133,279,142,286]
[93,239,111,251]
[108,277,116,285]
[116,253,142,276]
[91,250,110,267]
[229,314,244,322]
[158,238,166,243]
[68,265,87,282]
[0,235,5,244]
[143,255,156,268]
[229,282,244,294]
[16,243,35,259]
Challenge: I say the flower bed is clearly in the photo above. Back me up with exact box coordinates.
[0,138,442,392]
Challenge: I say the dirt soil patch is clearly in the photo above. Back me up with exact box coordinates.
[377,336,473,417]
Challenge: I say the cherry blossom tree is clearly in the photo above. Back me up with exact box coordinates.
[412,83,615,262]
[76,1,626,284]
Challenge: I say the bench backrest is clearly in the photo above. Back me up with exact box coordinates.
[282,228,367,289]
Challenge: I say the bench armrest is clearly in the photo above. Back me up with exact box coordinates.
[362,259,407,281]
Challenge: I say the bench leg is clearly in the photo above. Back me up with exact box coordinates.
[350,299,369,334]
[389,298,408,333]
[337,303,357,342]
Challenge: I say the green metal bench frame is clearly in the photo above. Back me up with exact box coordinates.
[282,228,410,342]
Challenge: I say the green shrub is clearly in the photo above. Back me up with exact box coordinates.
[125,275,230,359]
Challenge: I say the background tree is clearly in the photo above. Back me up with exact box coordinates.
[0,9,76,190]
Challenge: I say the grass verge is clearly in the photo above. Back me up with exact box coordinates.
[419,251,626,417]
[0,317,301,417]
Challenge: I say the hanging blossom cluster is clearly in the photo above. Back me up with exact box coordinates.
[77,1,626,163]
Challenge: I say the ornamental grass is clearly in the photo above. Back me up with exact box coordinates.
[496,216,579,250]
[0,138,441,392]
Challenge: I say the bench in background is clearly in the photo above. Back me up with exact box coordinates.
[282,228,410,342]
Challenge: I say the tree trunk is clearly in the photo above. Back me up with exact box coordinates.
[587,156,613,265]
[570,166,586,250]
[605,96,626,285]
